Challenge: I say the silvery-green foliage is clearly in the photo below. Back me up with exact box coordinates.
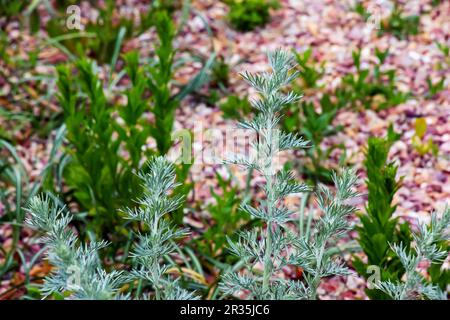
[221,49,359,300]
[25,196,126,300]
[290,169,359,299]
[376,207,450,300]
[123,156,198,300]
[25,157,196,300]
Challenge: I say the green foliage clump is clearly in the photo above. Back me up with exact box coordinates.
[0,0,27,20]
[55,11,212,236]
[353,125,412,299]
[220,95,253,120]
[210,55,231,90]
[57,59,142,237]
[197,172,250,259]
[226,0,280,31]
[284,95,344,184]
[45,0,155,63]
[380,4,420,40]
[337,49,410,110]
[426,42,449,99]
[292,49,325,89]
[282,49,343,184]
[411,118,438,157]
[354,2,420,40]
[147,11,178,155]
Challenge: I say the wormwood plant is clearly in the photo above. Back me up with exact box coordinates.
[353,126,412,299]
[375,207,450,300]
[122,157,197,300]
[25,157,196,300]
[25,195,126,299]
[220,50,359,300]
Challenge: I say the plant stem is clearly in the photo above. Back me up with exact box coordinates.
[262,222,272,297]
[305,206,314,241]
[299,192,309,238]
[261,126,275,298]
[311,243,325,300]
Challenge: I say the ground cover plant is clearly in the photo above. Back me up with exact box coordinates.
[224,0,280,31]
[44,0,159,64]
[0,0,449,302]
[337,49,410,110]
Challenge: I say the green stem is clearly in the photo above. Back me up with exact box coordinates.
[311,243,325,300]
[262,222,273,297]
[261,125,275,298]
[298,192,309,238]
[305,206,314,241]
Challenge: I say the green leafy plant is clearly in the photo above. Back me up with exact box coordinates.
[210,55,231,90]
[57,59,141,238]
[411,118,438,157]
[281,49,344,184]
[196,171,250,259]
[337,49,410,110]
[45,0,155,64]
[284,95,344,184]
[375,207,449,300]
[292,48,325,89]
[426,76,445,98]
[56,11,211,236]
[145,11,215,155]
[0,0,28,20]
[426,42,448,99]
[436,42,450,67]
[0,136,64,282]
[220,50,359,300]
[353,125,413,299]
[225,0,280,31]
[24,157,197,300]
[220,95,253,120]
[379,3,420,39]
[431,0,443,7]
[146,11,179,155]
[354,2,371,21]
